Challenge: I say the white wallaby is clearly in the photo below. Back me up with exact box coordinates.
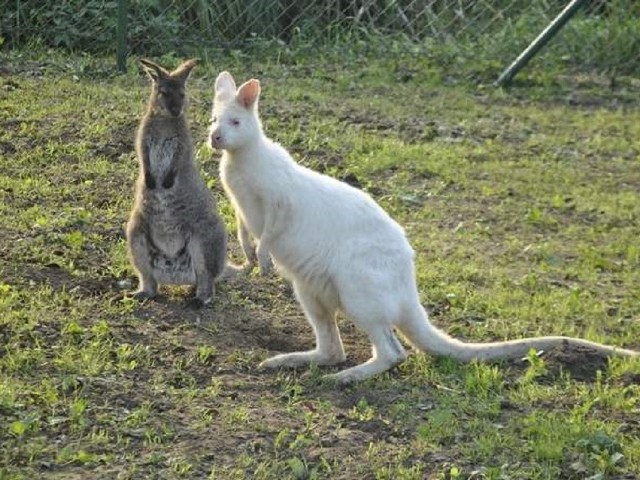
[208,71,639,384]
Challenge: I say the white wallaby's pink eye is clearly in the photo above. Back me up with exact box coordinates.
[231,119,240,126]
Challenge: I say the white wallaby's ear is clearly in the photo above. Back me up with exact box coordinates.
[236,79,260,109]
[215,71,236,100]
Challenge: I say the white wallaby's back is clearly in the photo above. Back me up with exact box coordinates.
[209,71,638,384]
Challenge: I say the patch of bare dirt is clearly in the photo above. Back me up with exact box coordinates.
[542,342,611,382]
[505,341,614,384]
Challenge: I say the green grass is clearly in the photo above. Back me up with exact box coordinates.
[1,49,639,479]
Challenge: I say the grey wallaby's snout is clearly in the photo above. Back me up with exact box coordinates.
[164,88,185,117]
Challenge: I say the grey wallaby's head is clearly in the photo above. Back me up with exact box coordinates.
[140,58,197,117]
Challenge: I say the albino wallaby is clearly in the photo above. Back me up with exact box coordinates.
[208,71,639,384]
[126,58,228,308]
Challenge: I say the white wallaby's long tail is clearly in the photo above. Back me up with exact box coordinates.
[398,306,639,362]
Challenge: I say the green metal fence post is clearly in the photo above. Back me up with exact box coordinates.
[117,0,128,73]
[495,0,588,87]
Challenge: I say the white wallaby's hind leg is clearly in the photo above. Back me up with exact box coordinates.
[326,290,408,384]
[325,323,407,384]
[260,282,346,369]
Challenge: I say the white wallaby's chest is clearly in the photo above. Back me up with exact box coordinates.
[220,156,266,238]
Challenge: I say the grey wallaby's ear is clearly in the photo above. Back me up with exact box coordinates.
[172,58,198,81]
[139,58,169,82]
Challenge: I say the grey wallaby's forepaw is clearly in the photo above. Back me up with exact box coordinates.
[162,169,176,189]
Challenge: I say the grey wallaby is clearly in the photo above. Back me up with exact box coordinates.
[126,58,229,307]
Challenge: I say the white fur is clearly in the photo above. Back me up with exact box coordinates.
[209,72,639,384]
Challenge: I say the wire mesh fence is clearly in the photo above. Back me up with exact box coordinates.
[2,0,639,79]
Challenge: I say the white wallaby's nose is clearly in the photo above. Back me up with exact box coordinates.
[210,131,223,149]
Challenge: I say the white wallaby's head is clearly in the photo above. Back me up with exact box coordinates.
[209,71,262,152]
[140,58,197,118]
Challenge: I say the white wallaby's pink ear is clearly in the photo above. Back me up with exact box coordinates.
[215,71,236,100]
[236,79,260,109]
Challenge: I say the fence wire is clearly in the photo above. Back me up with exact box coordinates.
[2,1,639,78]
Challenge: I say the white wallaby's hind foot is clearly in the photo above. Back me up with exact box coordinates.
[325,353,407,385]
[323,280,409,383]
[324,323,408,385]
[261,281,347,369]
[260,349,346,369]
[325,324,408,384]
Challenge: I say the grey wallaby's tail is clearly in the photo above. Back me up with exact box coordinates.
[398,306,639,362]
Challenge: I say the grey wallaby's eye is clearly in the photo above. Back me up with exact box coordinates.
[231,119,240,126]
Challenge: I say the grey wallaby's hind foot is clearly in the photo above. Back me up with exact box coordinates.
[126,58,230,306]
[186,296,210,310]
[131,290,157,302]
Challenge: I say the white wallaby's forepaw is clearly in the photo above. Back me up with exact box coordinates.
[219,262,245,280]
[241,260,257,274]
[258,257,273,276]
[256,244,273,276]
[244,249,258,266]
